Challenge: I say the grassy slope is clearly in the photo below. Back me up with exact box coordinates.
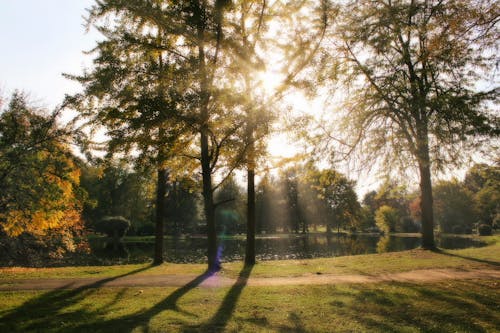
[0,236,498,332]
[1,235,498,280]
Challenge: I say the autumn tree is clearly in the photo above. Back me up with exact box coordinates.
[0,92,83,261]
[328,0,499,248]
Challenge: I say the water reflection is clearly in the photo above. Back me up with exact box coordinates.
[88,234,486,264]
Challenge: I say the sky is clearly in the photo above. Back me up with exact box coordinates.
[0,0,389,196]
[0,1,98,109]
[0,0,383,196]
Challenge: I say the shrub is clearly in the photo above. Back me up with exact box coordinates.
[94,216,130,239]
[478,224,492,236]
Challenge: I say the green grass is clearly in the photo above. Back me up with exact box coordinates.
[0,235,498,332]
[1,235,498,280]
[0,278,498,332]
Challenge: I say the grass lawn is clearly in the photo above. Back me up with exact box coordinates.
[0,279,498,332]
[0,235,498,332]
[1,235,498,280]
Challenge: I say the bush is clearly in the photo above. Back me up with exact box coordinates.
[94,216,130,239]
[478,224,492,236]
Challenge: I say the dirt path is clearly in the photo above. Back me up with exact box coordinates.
[1,268,499,291]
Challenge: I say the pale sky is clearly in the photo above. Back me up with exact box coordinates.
[0,0,98,109]
[0,0,381,196]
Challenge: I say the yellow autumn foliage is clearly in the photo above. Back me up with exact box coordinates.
[0,156,83,237]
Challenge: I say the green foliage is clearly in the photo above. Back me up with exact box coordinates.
[80,160,155,232]
[0,93,86,265]
[0,92,83,237]
[375,205,399,234]
[306,167,361,233]
[165,176,201,235]
[464,163,500,226]
[94,216,130,239]
[433,179,476,233]
[214,176,246,234]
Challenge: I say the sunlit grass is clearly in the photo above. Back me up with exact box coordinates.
[1,235,498,281]
[0,279,498,332]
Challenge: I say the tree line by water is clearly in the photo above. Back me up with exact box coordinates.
[0,0,498,269]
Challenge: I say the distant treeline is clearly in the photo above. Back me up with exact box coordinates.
[81,159,499,237]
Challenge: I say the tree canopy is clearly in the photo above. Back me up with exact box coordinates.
[0,92,83,237]
[323,0,499,248]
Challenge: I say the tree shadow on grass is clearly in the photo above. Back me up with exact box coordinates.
[179,263,254,332]
[0,265,153,332]
[64,270,213,333]
[432,248,500,267]
[335,280,500,332]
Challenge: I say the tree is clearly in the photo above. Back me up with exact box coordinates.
[67,0,196,265]
[224,0,331,264]
[307,167,361,234]
[330,0,499,248]
[214,175,245,235]
[375,205,399,234]
[464,163,500,227]
[79,160,155,233]
[0,92,83,260]
[433,179,476,233]
[71,1,245,271]
[165,176,201,235]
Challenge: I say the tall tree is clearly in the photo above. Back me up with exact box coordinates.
[71,1,243,271]
[328,0,499,248]
[66,1,192,264]
[227,0,331,264]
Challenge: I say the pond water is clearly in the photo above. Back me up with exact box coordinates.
[88,234,486,265]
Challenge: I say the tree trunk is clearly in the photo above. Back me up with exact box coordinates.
[418,157,435,249]
[153,167,168,265]
[194,2,220,272]
[201,127,219,272]
[245,147,256,266]
[416,133,435,249]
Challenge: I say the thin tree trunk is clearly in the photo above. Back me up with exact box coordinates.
[201,125,219,272]
[153,167,168,265]
[195,1,220,272]
[245,141,256,265]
